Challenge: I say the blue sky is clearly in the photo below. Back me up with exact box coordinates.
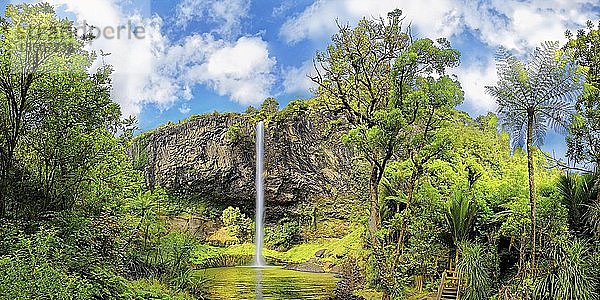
[5,0,600,157]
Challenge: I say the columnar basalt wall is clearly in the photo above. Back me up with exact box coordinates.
[130,109,355,211]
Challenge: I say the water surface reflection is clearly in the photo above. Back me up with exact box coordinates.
[201,266,338,299]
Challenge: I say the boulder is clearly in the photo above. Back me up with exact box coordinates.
[315,249,327,258]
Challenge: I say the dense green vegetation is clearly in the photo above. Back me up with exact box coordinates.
[0,3,202,298]
[1,3,599,300]
[306,11,600,300]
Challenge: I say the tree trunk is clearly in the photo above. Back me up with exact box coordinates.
[395,179,416,256]
[0,161,8,218]
[368,164,381,245]
[596,162,600,206]
[0,184,5,218]
[382,291,391,300]
[526,110,537,272]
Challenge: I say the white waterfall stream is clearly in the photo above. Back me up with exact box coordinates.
[254,121,266,267]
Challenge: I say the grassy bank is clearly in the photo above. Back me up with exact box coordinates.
[192,227,364,268]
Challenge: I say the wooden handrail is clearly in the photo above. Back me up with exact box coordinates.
[436,269,462,300]
[436,271,447,300]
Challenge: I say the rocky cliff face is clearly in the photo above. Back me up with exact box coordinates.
[130,106,355,213]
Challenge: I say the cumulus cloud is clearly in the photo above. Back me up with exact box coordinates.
[23,0,275,117]
[175,0,250,38]
[280,0,597,114]
[456,0,595,53]
[280,0,459,44]
[282,60,317,94]
[183,35,276,104]
[454,60,498,114]
[280,0,596,51]
[139,33,276,113]
[38,0,168,116]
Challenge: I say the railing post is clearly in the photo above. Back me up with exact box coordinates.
[436,271,447,300]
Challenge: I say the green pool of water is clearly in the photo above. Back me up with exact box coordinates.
[198,266,339,299]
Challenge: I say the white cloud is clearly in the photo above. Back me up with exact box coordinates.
[456,0,594,53]
[179,105,191,114]
[281,0,596,51]
[175,0,250,38]
[26,0,275,117]
[183,35,277,104]
[41,0,169,116]
[139,33,276,112]
[455,60,498,114]
[280,0,458,44]
[280,0,597,114]
[283,60,317,94]
[272,1,294,17]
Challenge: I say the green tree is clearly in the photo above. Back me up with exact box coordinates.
[221,206,253,241]
[565,21,600,204]
[248,97,280,122]
[486,41,581,270]
[0,3,88,216]
[310,10,407,240]
[311,9,462,244]
[0,3,118,217]
[0,3,127,218]
[260,97,279,116]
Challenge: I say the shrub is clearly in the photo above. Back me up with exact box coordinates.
[0,228,110,299]
[457,242,491,300]
[265,218,301,251]
[206,227,239,246]
[225,125,244,143]
[0,255,96,299]
[333,256,366,300]
[154,232,198,281]
[534,239,597,300]
[221,207,253,242]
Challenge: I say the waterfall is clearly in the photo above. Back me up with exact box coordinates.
[254,121,266,267]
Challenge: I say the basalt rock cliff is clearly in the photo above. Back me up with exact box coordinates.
[130,103,357,215]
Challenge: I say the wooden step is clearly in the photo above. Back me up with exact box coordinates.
[436,269,460,300]
[441,287,458,300]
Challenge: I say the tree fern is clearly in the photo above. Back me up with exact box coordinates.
[486,41,582,270]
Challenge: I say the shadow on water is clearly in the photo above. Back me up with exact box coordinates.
[200,266,338,299]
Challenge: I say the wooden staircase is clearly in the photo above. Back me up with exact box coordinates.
[436,269,461,300]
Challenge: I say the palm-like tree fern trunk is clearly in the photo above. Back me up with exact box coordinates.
[526,110,537,272]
